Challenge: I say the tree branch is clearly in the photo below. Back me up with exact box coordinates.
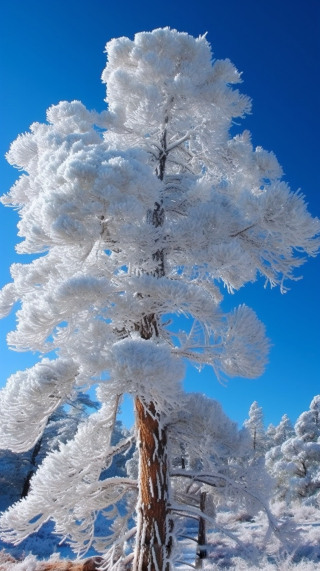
[170,501,250,553]
[170,470,279,532]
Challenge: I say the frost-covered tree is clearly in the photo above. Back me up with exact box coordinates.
[265,414,294,453]
[266,397,320,503]
[266,423,277,450]
[0,28,319,571]
[273,414,295,447]
[126,393,275,566]
[167,393,275,565]
[244,401,267,456]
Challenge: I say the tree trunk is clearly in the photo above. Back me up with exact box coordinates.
[132,122,171,571]
[133,397,173,571]
[195,492,207,569]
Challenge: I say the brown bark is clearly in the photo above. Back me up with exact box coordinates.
[133,398,173,571]
[0,553,102,571]
[132,120,172,571]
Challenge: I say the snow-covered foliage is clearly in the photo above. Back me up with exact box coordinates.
[266,396,320,503]
[1,396,320,568]
[0,390,135,555]
[0,392,97,510]
[0,359,79,453]
[244,401,268,456]
[0,28,319,570]
[167,393,278,564]
[39,391,99,460]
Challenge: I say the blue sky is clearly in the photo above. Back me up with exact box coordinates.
[0,0,319,430]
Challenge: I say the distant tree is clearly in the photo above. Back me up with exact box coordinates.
[266,423,277,450]
[168,393,275,566]
[0,28,319,571]
[266,396,320,502]
[273,414,294,447]
[295,396,320,442]
[244,401,267,456]
[265,415,295,453]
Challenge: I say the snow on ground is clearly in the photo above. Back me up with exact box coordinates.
[0,520,75,561]
[175,504,320,570]
[0,503,319,569]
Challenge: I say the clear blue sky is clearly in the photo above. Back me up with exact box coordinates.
[0,0,319,430]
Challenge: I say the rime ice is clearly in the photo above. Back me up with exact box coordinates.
[0,28,319,571]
